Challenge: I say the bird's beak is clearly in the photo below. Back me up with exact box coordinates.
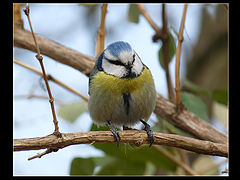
[126,61,133,69]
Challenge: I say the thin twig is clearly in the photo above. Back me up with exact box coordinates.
[14,94,65,105]
[23,4,61,137]
[14,58,89,102]
[161,4,175,102]
[163,122,192,174]
[175,4,188,111]
[221,168,229,174]
[153,146,197,175]
[96,3,108,57]
[23,4,41,57]
[136,4,163,35]
[28,148,58,161]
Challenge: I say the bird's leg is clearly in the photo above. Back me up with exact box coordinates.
[140,119,154,147]
[107,121,120,146]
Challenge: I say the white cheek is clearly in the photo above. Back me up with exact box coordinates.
[132,57,143,75]
[102,59,127,78]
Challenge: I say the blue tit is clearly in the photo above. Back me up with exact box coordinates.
[88,41,157,146]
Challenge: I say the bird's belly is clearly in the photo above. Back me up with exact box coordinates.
[88,67,156,127]
[89,94,142,126]
[88,86,156,127]
[109,94,142,126]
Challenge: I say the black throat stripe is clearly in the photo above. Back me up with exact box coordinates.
[122,93,131,115]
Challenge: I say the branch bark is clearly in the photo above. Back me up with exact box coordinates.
[13,130,228,157]
[14,28,96,76]
[13,27,228,145]
[155,94,227,144]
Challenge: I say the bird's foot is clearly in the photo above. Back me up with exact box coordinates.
[107,121,120,147]
[140,119,154,147]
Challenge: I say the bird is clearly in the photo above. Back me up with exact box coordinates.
[88,41,157,147]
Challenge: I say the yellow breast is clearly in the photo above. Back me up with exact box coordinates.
[90,66,154,95]
[88,66,156,126]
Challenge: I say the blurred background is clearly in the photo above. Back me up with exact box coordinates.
[13,3,228,175]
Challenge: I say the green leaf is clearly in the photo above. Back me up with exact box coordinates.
[158,47,164,69]
[93,143,176,172]
[158,33,176,70]
[128,4,140,24]
[182,79,209,95]
[211,89,228,106]
[90,122,120,131]
[90,156,116,167]
[182,80,228,106]
[155,115,191,137]
[70,157,95,175]
[96,157,146,175]
[58,101,88,123]
[181,92,209,122]
[144,161,157,175]
[90,123,109,131]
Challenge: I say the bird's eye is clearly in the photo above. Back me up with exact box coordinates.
[105,57,125,66]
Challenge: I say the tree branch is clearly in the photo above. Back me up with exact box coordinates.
[14,28,96,76]
[136,4,163,35]
[13,3,23,29]
[13,26,227,145]
[153,146,197,175]
[13,130,228,157]
[155,94,227,144]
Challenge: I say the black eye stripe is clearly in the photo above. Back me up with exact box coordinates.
[132,54,135,64]
[105,57,125,66]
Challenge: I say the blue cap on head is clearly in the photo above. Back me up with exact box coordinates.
[96,41,133,71]
[106,41,132,57]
